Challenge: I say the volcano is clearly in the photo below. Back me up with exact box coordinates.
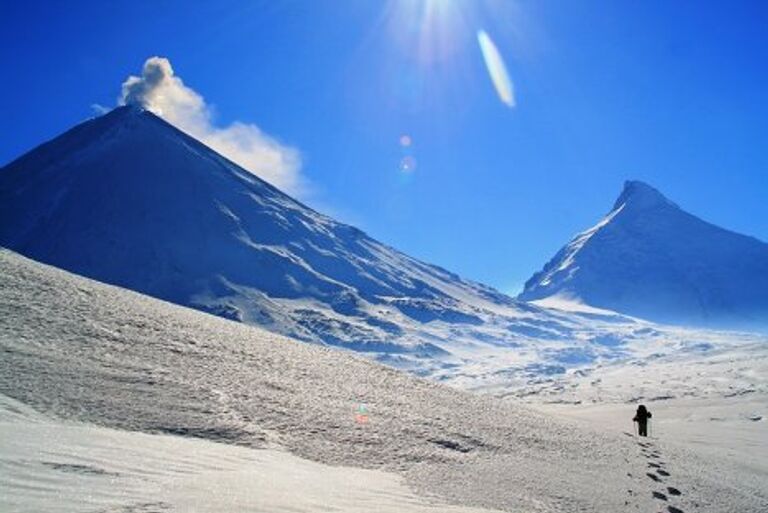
[0,106,539,355]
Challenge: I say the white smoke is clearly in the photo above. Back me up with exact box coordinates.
[119,57,303,195]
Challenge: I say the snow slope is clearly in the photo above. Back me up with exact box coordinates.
[0,394,495,513]
[1,248,767,512]
[519,181,768,331]
[522,342,768,485]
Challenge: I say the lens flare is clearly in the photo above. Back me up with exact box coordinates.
[399,155,417,173]
[355,403,370,424]
[477,30,515,108]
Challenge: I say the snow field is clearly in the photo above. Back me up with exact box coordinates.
[2,249,767,511]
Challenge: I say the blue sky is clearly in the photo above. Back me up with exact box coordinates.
[1,1,767,294]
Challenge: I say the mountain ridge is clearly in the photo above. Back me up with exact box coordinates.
[519,180,768,330]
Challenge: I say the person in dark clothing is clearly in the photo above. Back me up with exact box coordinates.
[633,404,652,436]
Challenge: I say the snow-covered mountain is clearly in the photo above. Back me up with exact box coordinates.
[519,180,768,330]
[0,105,568,361]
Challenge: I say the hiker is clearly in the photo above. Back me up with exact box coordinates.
[633,404,652,437]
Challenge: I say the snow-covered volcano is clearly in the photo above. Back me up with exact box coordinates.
[519,180,768,330]
[0,106,560,358]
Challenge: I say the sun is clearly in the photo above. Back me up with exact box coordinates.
[376,0,516,108]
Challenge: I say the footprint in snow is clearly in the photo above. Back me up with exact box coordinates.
[666,487,682,496]
[668,506,684,513]
[652,491,668,501]
[657,469,670,477]
[646,472,662,482]
[648,462,662,468]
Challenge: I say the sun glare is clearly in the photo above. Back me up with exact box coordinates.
[377,1,516,109]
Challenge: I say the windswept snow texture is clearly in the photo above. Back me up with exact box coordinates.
[0,105,553,358]
[0,394,496,513]
[2,249,767,512]
[519,180,768,331]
